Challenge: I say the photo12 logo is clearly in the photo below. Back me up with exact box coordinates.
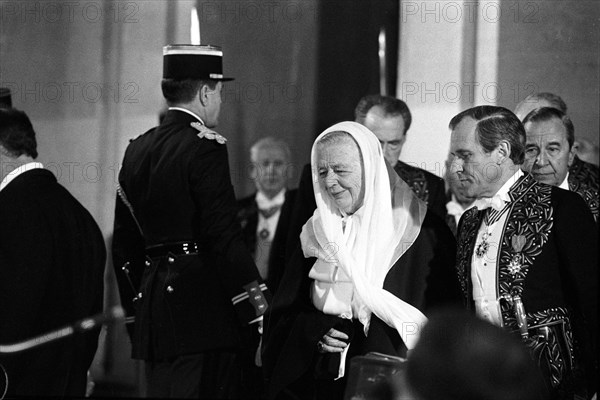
[401,1,540,24]
[0,81,140,104]
[0,1,139,24]
[199,1,316,24]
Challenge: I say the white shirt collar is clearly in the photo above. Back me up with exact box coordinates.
[473,169,524,211]
[558,173,570,190]
[168,107,205,125]
[255,189,286,210]
[446,193,474,216]
[0,162,44,192]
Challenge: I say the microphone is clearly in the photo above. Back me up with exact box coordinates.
[0,306,125,354]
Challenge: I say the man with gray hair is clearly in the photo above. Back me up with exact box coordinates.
[522,107,598,222]
[236,136,297,398]
[514,92,599,192]
[449,105,597,398]
[237,136,297,294]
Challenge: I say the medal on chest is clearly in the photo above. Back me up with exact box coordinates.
[475,206,510,259]
[475,231,491,258]
[507,234,526,275]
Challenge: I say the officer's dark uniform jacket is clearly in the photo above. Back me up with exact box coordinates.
[112,109,270,361]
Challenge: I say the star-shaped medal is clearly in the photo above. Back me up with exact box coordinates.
[476,240,490,258]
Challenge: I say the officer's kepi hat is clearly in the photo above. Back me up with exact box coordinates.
[163,44,234,81]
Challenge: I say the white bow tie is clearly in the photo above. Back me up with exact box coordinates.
[446,200,466,217]
[473,192,510,212]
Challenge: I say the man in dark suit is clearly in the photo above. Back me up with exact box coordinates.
[236,137,297,398]
[514,92,599,192]
[522,107,598,222]
[355,95,446,219]
[112,44,271,398]
[449,106,597,399]
[237,137,297,294]
[0,108,105,397]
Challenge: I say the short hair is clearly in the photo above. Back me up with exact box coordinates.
[515,92,567,116]
[250,136,291,163]
[522,107,575,148]
[354,95,412,134]
[0,108,38,158]
[449,106,526,165]
[161,79,218,105]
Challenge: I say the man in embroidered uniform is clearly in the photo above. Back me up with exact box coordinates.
[449,106,597,399]
[112,45,270,398]
[515,92,599,192]
[236,137,297,397]
[0,109,105,397]
[522,107,598,222]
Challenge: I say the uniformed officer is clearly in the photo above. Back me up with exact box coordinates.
[112,44,270,398]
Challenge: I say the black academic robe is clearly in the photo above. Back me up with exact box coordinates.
[0,169,105,397]
[455,173,598,399]
[112,109,270,361]
[263,210,461,400]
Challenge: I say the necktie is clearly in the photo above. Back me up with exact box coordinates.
[259,205,281,219]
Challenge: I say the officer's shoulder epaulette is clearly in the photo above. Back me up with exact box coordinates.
[190,122,227,144]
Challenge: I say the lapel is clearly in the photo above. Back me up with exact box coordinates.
[497,173,554,327]
[455,206,484,303]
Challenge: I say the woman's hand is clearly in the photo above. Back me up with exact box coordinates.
[316,328,349,353]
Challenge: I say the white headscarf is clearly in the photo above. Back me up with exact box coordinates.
[301,121,428,350]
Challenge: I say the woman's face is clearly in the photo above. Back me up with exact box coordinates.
[316,135,365,215]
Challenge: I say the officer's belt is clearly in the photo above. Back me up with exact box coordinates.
[145,241,200,258]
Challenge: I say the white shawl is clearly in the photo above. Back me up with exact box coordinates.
[301,121,428,350]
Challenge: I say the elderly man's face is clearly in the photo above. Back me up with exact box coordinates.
[523,118,574,186]
[361,105,405,168]
[316,136,365,215]
[251,145,288,199]
[449,117,502,199]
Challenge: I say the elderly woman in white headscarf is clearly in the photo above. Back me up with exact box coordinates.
[262,122,461,400]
